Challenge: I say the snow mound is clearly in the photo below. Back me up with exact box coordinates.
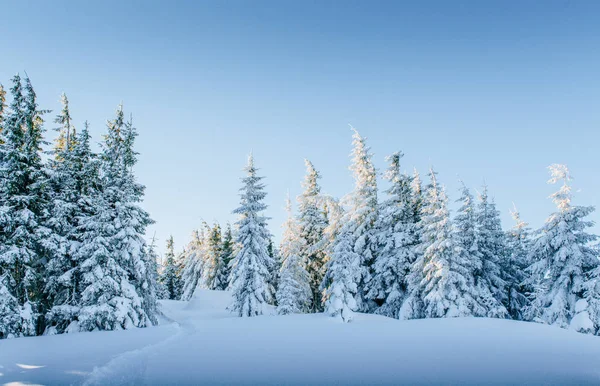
[1,290,600,385]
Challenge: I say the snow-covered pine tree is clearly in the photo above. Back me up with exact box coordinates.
[503,205,531,320]
[75,106,156,332]
[161,235,183,300]
[411,168,423,223]
[408,169,483,318]
[181,225,208,300]
[229,154,274,317]
[214,224,234,290]
[322,226,359,322]
[276,197,312,315]
[44,102,97,334]
[369,152,419,318]
[201,223,222,290]
[475,186,509,318]
[526,164,598,332]
[0,75,50,337]
[451,182,490,317]
[297,159,328,312]
[345,128,378,312]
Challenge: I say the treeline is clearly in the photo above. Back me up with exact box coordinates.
[0,75,159,339]
[177,130,599,335]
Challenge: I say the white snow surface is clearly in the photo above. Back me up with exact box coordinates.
[1,289,600,385]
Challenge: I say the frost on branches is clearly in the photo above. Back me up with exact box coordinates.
[229,154,274,317]
[276,197,312,315]
[369,152,419,319]
[526,164,598,333]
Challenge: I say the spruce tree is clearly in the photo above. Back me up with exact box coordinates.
[345,128,378,312]
[526,164,598,331]
[276,197,312,315]
[451,182,489,317]
[181,226,208,300]
[407,169,482,318]
[161,236,183,299]
[0,75,50,337]
[323,227,359,322]
[475,186,509,318]
[504,206,531,320]
[214,224,234,290]
[202,223,222,290]
[297,160,328,312]
[369,152,419,318]
[75,106,156,331]
[229,154,274,317]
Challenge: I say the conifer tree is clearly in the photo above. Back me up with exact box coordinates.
[0,75,50,337]
[161,236,183,299]
[526,164,598,331]
[181,227,208,300]
[229,154,274,317]
[214,224,234,290]
[369,152,418,318]
[475,186,509,318]
[297,160,328,312]
[202,223,222,290]
[406,169,482,318]
[323,227,359,322]
[75,106,156,331]
[276,198,312,315]
[345,128,378,312]
[504,206,531,320]
[45,111,100,334]
[451,182,490,317]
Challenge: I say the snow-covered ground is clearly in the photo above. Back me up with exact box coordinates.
[1,290,600,385]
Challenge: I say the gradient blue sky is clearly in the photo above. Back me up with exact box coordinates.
[3,1,599,256]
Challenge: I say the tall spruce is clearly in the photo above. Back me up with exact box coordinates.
[503,206,531,320]
[297,160,328,312]
[526,164,598,332]
[475,186,509,318]
[74,106,156,331]
[276,197,312,315]
[229,154,274,316]
[345,128,378,312]
[369,152,418,318]
[0,75,50,337]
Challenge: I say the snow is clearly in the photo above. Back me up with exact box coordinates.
[2,289,600,385]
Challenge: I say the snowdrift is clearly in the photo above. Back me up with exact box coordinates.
[1,289,599,385]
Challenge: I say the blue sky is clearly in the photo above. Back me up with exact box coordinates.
[2,1,599,256]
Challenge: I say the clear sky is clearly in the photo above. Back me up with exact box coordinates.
[2,1,599,257]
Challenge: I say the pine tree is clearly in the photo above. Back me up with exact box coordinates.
[526,164,598,331]
[214,224,234,290]
[408,169,483,318]
[0,75,50,337]
[475,186,509,318]
[504,205,531,320]
[45,106,98,334]
[323,227,359,322]
[345,128,378,312]
[369,152,419,318]
[0,83,6,144]
[451,182,490,317]
[181,226,208,300]
[229,154,274,317]
[297,160,328,312]
[75,106,156,331]
[202,223,222,290]
[161,236,183,299]
[276,197,312,315]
